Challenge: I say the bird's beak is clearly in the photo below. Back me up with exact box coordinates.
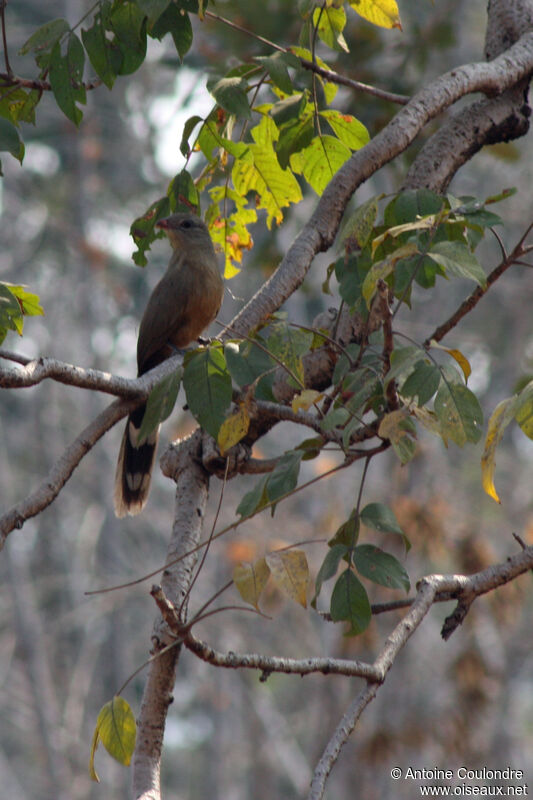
[156,217,170,230]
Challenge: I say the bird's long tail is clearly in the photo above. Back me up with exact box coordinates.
[114,404,159,517]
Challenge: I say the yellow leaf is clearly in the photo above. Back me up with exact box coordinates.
[218,404,250,456]
[232,115,302,229]
[429,340,471,382]
[266,549,309,608]
[224,261,242,279]
[234,558,270,609]
[412,405,446,443]
[378,408,409,442]
[362,242,419,307]
[378,408,417,463]
[348,0,402,30]
[371,219,434,256]
[481,397,517,504]
[89,696,136,780]
[291,389,323,413]
[446,349,471,382]
[89,726,100,782]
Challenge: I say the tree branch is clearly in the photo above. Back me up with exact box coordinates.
[181,626,382,681]
[0,350,182,397]
[229,31,533,341]
[308,544,533,800]
[424,220,533,345]
[0,397,135,549]
[0,72,102,92]
[132,435,210,800]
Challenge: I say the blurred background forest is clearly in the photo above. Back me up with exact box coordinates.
[1,0,533,798]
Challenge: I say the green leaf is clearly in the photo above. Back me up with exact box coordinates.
[319,109,369,150]
[270,93,307,127]
[400,360,441,405]
[333,253,367,309]
[514,381,533,440]
[138,0,171,23]
[0,283,44,344]
[49,35,86,126]
[353,544,410,592]
[255,52,296,94]
[130,197,171,266]
[150,4,193,61]
[137,369,182,445]
[16,89,40,124]
[328,512,359,548]
[236,474,269,517]
[266,449,303,505]
[314,543,348,601]
[167,168,199,212]
[179,115,203,157]
[82,9,122,89]
[296,435,325,461]
[343,368,380,412]
[313,5,349,52]
[89,696,136,781]
[290,134,351,195]
[208,76,251,119]
[0,284,24,341]
[360,502,405,537]
[236,449,303,518]
[485,187,517,205]
[362,242,419,307]
[384,189,445,226]
[275,114,314,170]
[290,46,338,103]
[19,18,70,56]
[428,241,487,288]
[183,344,232,438]
[5,284,44,318]
[330,569,371,635]
[320,406,350,432]
[224,339,276,401]
[341,196,379,250]
[233,115,302,228]
[385,346,421,386]
[434,382,483,446]
[0,87,31,125]
[267,321,313,387]
[110,1,147,75]
[0,118,24,162]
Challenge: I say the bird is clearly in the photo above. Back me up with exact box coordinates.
[114,212,224,518]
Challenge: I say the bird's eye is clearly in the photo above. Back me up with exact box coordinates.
[180,219,194,229]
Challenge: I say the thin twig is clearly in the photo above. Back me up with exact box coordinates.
[425,220,533,346]
[86,455,359,596]
[299,58,409,105]
[0,72,102,92]
[203,9,409,105]
[179,459,230,616]
[182,628,382,680]
[0,0,12,76]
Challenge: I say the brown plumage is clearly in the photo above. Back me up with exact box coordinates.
[114,213,224,517]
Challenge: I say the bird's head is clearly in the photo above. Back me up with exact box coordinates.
[156,213,211,250]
